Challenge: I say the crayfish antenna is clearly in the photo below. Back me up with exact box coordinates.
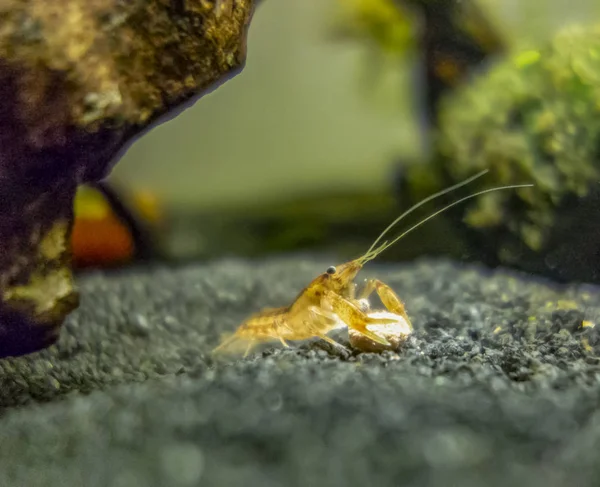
[364,182,534,262]
[359,169,490,262]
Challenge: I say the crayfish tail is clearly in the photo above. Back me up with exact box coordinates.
[211,332,240,355]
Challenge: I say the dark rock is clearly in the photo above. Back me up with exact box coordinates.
[0,0,256,357]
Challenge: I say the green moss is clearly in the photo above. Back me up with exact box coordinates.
[416,23,600,257]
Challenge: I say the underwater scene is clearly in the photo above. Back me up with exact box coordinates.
[2,0,600,485]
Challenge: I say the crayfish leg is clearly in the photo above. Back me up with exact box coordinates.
[243,340,256,358]
[322,290,392,346]
[358,278,377,300]
[317,333,349,352]
[303,307,347,350]
[372,279,413,331]
[308,306,339,327]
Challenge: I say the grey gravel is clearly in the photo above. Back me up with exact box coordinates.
[1,256,600,487]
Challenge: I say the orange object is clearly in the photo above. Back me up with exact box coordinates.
[71,217,135,268]
[70,184,157,269]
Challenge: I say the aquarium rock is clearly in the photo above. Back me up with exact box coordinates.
[0,0,256,357]
[402,23,600,284]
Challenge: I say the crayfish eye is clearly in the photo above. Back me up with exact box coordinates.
[326,266,336,275]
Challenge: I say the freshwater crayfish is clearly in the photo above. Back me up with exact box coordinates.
[212,170,533,357]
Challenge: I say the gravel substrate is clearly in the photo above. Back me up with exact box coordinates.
[1,256,600,487]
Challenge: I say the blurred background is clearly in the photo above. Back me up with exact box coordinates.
[72,0,600,277]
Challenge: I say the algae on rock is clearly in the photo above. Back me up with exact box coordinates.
[403,23,600,283]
